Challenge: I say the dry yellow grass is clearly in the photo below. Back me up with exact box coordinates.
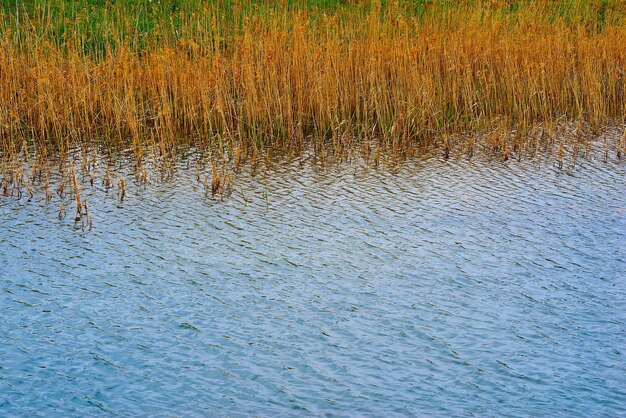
[0,0,624,199]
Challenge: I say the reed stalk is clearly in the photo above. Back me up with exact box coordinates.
[0,0,624,182]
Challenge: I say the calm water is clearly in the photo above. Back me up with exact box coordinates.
[1,153,625,417]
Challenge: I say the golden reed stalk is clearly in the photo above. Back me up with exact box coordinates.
[0,0,624,167]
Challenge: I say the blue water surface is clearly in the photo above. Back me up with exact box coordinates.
[1,154,625,416]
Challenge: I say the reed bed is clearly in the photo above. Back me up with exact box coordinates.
[1,0,625,208]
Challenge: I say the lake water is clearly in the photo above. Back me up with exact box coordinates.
[1,152,625,416]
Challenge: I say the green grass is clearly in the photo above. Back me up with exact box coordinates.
[1,0,623,57]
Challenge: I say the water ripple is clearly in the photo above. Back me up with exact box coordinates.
[1,155,625,416]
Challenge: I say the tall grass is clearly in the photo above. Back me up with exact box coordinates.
[1,0,625,178]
